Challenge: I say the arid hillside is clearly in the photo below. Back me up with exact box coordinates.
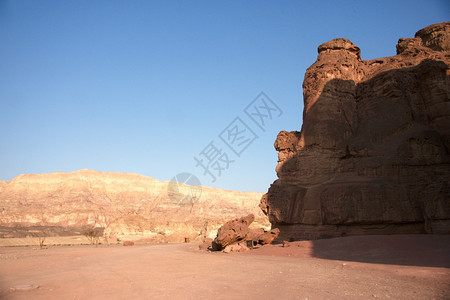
[0,169,268,242]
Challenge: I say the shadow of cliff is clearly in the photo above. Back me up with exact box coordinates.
[311,234,450,268]
[269,59,450,268]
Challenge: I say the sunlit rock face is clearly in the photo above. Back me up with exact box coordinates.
[0,169,269,241]
[262,22,450,240]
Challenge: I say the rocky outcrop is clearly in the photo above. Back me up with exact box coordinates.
[211,214,280,251]
[263,22,450,240]
[0,169,269,241]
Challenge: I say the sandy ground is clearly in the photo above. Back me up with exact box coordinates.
[0,236,93,247]
[0,235,449,299]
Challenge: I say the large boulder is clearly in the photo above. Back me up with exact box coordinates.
[210,214,281,252]
[263,22,450,241]
[212,214,255,251]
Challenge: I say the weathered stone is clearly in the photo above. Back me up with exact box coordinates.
[282,241,291,247]
[263,22,450,241]
[415,22,449,51]
[122,241,134,246]
[222,242,250,253]
[257,228,280,245]
[212,214,254,251]
[245,228,265,241]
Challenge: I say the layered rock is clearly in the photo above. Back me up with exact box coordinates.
[262,22,450,240]
[0,169,269,241]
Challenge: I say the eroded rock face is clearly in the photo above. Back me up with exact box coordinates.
[263,22,450,240]
[0,169,269,241]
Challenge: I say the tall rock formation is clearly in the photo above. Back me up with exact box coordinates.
[0,169,269,241]
[261,22,450,240]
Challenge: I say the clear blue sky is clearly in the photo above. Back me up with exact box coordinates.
[0,0,448,192]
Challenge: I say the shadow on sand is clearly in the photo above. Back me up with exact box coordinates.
[311,234,450,268]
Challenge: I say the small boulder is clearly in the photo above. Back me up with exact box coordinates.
[222,243,250,253]
[123,241,134,246]
[257,228,280,245]
[282,240,291,247]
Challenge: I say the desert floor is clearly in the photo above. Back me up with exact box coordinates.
[0,234,449,299]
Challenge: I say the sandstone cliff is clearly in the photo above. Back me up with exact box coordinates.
[0,169,268,241]
[262,22,450,240]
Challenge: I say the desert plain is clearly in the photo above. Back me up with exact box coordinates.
[1,234,449,299]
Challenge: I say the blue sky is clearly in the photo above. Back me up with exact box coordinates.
[0,1,448,192]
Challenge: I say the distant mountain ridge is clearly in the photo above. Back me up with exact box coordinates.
[0,169,268,242]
